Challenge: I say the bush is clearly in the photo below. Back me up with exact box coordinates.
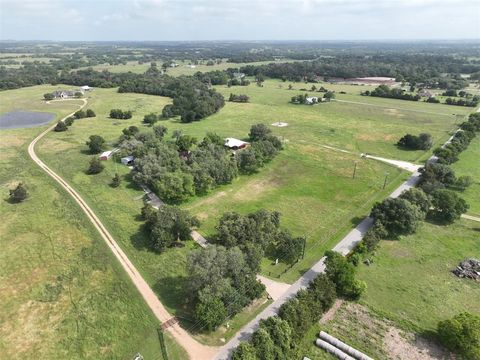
[249,123,271,141]
[54,121,68,132]
[397,133,432,150]
[86,109,96,117]
[454,175,473,190]
[143,113,159,125]
[86,157,104,174]
[43,93,54,101]
[9,183,28,203]
[438,312,480,360]
[194,295,227,331]
[110,109,132,119]
[64,117,75,126]
[74,110,86,119]
[430,189,469,223]
[111,173,121,188]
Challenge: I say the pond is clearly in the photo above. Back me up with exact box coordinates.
[0,111,56,129]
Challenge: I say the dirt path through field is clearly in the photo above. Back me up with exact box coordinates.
[28,99,217,360]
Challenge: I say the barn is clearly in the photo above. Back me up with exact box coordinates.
[224,138,249,150]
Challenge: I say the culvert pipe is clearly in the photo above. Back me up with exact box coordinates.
[315,338,356,360]
[319,331,374,360]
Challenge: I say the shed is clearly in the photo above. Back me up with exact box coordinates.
[99,150,113,161]
[224,138,249,150]
[305,96,318,104]
[81,85,93,91]
[121,156,134,166]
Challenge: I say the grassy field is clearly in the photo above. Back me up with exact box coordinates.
[357,219,480,333]
[0,101,186,359]
[451,134,480,216]
[2,78,469,345]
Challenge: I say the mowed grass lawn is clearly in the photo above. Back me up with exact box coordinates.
[0,96,186,359]
[357,219,480,333]
[451,134,480,216]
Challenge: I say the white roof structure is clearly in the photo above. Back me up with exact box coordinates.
[121,155,134,164]
[306,97,318,104]
[224,138,249,148]
[100,150,112,158]
[81,85,92,91]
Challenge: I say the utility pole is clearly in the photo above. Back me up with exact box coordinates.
[301,236,306,259]
[352,161,358,179]
[383,172,389,190]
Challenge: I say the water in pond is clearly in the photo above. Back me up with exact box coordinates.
[0,111,55,129]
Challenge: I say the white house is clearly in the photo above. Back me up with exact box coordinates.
[224,138,249,150]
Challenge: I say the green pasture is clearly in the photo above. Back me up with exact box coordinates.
[357,219,480,333]
[0,102,185,359]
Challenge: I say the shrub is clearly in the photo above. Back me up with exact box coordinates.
[74,110,86,119]
[86,157,104,174]
[86,109,96,117]
[43,93,54,101]
[143,113,159,125]
[54,121,67,132]
[111,173,121,188]
[397,133,432,150]
[249,123,271,141]
[64,117,75,126]
[454,175,473,190]
[9,183,28,203]
[438,312,480,360]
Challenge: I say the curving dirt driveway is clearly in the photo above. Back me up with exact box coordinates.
[28,99,217,360]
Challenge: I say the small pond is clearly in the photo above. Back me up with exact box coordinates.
[0,111,55,129]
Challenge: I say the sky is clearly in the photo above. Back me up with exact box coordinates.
[0,0,479,41]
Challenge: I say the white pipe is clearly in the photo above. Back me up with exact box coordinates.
[319,331,374,360]
[315,338,356,360]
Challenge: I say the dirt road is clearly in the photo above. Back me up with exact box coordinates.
[28,99,217,360]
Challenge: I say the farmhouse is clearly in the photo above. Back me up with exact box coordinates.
[52,89,84,99]
[225,138,249,150]
[232,72,246,79]
[418,89,434,97]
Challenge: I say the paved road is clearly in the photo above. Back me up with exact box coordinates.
[213,117,470,360]
[28,100,217,360]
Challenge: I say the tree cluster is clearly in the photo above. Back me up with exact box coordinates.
[433,113,480,165]
[445,97,479,107]
[237,124,283,174]
[110,109,132,119]
[231,273,339,360]
[229,93,250,103]
[397,133,432,150]
[141,204,199,252]
[86,135,106,154]
[213,209,304,266]
[363,85,421,101]
[187,245,265,331]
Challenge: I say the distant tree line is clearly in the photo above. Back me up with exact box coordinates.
[362,85,421,101]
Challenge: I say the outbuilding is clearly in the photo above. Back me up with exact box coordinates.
[81,85,93,91]
[224,138,249,150]
[121,156,134,166]
[99,150,113,161]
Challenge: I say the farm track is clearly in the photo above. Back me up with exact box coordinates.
[28,99,217,360]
